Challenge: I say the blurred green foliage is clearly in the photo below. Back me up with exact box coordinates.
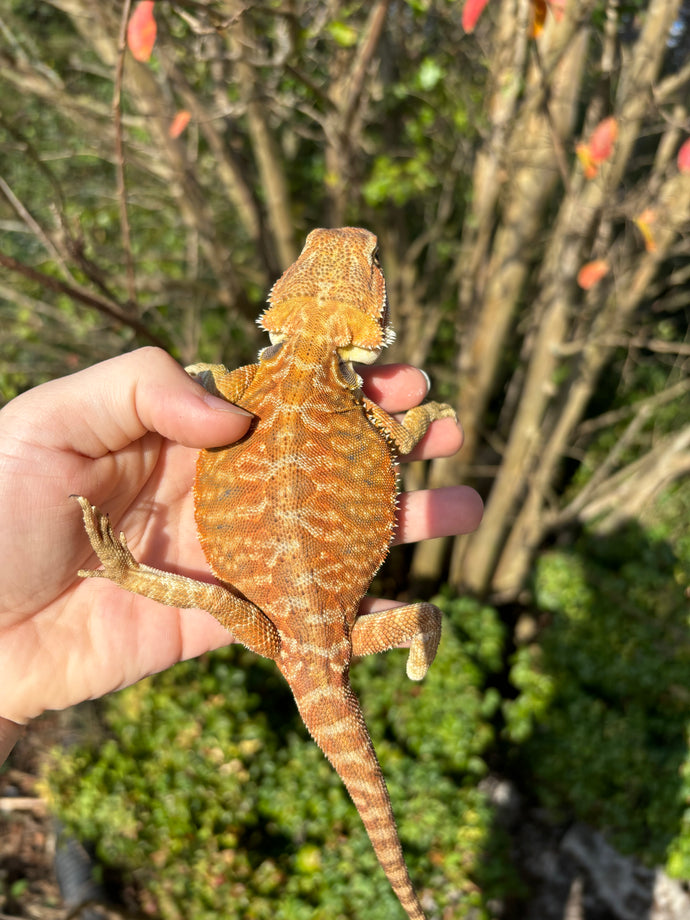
[44,597,505,919]
[505,483,690,874]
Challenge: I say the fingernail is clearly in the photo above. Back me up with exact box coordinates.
[202,392,253,417]
[419,369,431,394]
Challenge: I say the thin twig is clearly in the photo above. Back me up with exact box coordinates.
[0,253,168,349]
[341,0,390,134]
[529,41,571,192]
[0,176,69,273]
[113,0,137,306]
[576,377,690,436]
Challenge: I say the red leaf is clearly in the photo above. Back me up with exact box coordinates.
[127,1,157,63]
[576,117,618,179]
[577,259,609,290]
[169,110,191,139]
[462,0,491,32]
[678,138,690,174]
[588,117,618,164]
[548,0,566,22]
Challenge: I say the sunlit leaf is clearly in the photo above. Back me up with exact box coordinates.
[462,0,490,33]
[576,117,617,179]
[577,259,609,290]
[575,143,597,180]
[169,110,191,139]
[417,58,443,91]
[634,208,657,253]
[327,20,359,47]
[532,0,565,35]
[677,138,690,174]
[127,1,157,63]
[531,0,547,37]
[588,116,618,163]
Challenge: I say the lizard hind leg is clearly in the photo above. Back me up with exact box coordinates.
[351,603,442,680]
[74,496,280,661]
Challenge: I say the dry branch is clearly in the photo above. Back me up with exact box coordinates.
[112,0,137,306]
[0,253,167,348]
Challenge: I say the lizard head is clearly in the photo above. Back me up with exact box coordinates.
[258,227,395,365]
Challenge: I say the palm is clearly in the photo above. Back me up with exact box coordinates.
[2,434,228,723]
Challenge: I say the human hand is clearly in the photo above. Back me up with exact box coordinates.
[0,348,482,741]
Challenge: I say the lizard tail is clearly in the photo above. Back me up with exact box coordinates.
[290,672,427,920]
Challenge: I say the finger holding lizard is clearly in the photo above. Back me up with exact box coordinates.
[359,362,482,540]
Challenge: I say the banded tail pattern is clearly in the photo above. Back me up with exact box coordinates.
[283,653,427,920]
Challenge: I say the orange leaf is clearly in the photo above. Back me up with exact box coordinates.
[634,208,657,253]
[576,142,597,180]
[462,0,491,32]
[678,138,690,174]
[127,1,157,63]
[169,110,191,139]
[577,259,609,290]
[576,117,618,179]
[531,0,565,38]
[531,0,547,37]
[588,116,618,164]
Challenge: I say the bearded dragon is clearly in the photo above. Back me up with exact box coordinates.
[76,226,456,919]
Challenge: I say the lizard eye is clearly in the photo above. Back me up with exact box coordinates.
[372,246,381,268]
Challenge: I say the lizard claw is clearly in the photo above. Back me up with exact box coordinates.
[74,495,139,581]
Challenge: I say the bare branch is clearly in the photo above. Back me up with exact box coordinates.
[559,425,690,531]
[577,378,690,439]
[339,0,390,135]
[113,0,137,306]
[0,175,67,271]
[0,252,167,349]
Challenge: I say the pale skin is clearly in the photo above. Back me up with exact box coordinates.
[0,347,483,763]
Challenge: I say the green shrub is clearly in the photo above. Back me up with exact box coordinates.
[505,516,690,871]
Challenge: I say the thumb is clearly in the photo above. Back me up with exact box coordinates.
[6,347,252,457]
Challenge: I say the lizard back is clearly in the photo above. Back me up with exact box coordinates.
[193,339,396,628]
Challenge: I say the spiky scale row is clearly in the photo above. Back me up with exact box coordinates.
[77,227,456,920]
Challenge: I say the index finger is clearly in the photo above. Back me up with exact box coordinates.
[358,364,432,413]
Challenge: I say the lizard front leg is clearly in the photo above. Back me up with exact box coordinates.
[75,497,280,661]
[185,362,258,404]
[363,397,457,456]
[351,603,442,680]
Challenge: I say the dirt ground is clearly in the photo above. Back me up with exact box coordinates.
[0,714,65,919]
